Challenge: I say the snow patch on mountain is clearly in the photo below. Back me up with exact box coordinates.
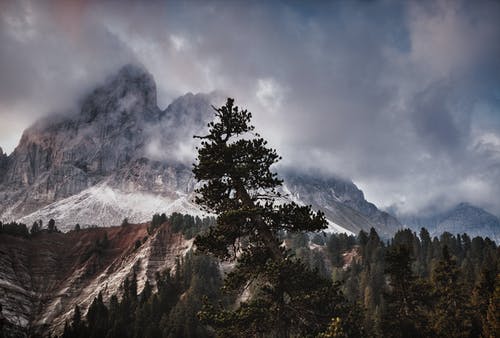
[13,180,355,235]
[17,183,205,231]
[274,184,353,235]
[326,220,355,235]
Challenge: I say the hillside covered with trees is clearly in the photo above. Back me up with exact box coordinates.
[63,99,499,337]
[60,226,499,338]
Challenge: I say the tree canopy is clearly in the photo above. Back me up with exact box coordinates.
[193,98,358,337]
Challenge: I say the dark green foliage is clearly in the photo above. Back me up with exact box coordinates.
[200,259,364,337]
[60,223,498,338]
[192,98,354,337]
[30,221,40,235]
[484,273,500,337]
[381,245,432,337]
[317,228,498,337]
[0,221,29,237]
[148,213,167,234]
[63,252,223,338]
[327,232,356,267]
[86,292,108,338]
[48,218,56,232]
[168,212,215,239]
[81,233,111,262]
[62,305,87,338]
[431,246,472,337]
[470,264,498,335]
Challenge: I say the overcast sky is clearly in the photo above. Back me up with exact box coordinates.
[1,0,500,216]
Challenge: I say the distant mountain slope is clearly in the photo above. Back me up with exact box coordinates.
[282,172,401,237]
[402,203,500,242]
[16,183,204,231]
[0,64,397,237]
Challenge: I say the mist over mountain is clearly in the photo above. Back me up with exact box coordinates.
[281,171,401,237]
[0,64,498,241]
[402,202,500,242]
[0,64,403,237]
[0,65,214,226]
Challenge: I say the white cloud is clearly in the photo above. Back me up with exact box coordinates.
[256,78,286,113]
[0,0,500,216]
[170,34,187,51]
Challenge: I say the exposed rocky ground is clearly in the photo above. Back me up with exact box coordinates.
[0,65,211,226]
[0,222,192,337]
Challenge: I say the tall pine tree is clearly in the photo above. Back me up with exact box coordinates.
[193,98,357,337]
[381,244,432,337]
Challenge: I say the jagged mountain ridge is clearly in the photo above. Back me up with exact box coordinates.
[0,64,399,235]
[402,202,500,242]
[282,171,401,237]
[0,65,213,224]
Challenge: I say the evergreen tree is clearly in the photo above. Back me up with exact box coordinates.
[431,246,472,337]
[30,221,40,235]
[48,218,56,232]
[56,226,499,338]
[193,98,352,337]
[484,273,500,338]
[470,265,497,335]
[86,292,108,338]
[62,304,87,338]
[381,245,432,337]
[419,227,432,277]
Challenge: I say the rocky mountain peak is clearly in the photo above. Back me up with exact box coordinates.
[0,65,218,221]
[454,202,474,211]
[281,170,401,236]
[80,64,158,124]
[0,65,401,238]
[444,202,498,223]
[403,202,500,242]
[161,92,214,133]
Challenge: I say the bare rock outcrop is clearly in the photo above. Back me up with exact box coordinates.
[0,222,191,336]
[0,65,214,222]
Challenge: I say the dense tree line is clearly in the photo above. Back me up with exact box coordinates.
[62,252,224,338]
[148,212,215,239]
[30,99,500,336]
[316,228,499,337]
[0,218,59,238]
[59,226,499,338]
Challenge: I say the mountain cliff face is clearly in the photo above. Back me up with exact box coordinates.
[0,64,397,235]
[0,65,213,226]
[282,172,401,237]
[0,222,192,337]
[0,147,7,179]
[403,203,500,242]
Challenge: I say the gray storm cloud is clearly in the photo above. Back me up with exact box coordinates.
[0,0,499,217]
